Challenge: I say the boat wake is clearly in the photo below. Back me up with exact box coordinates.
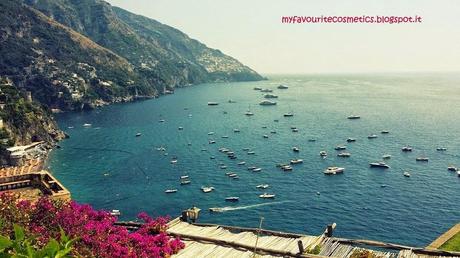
[209,201,292,213]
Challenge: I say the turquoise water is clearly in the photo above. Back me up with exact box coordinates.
[49,74,460,247]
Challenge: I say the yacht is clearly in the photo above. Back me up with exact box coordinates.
[135,133,142,137]
[401,146,413,152]
[416,157,429,162]
[347,115,360,119]
[256,184,269,189]
[207,102,219,106]
[110,210,121,216]
[290,159,303,164]
[259,193,276,199]
[225,197,239,202]
[436,147,447,151]
[252,167,262,172]
[319,151,328,157]
[277,84,289,89]
[403,172,411,177]
[334,145,347,151]
[260,88,273,93]
[259,100,277,106]
[264,94,278,98]
[369,162,390,168]
[292,147,300,152]
[83,123,92,127]
[382,154,392,159]
[233,128,240,133]
[237,161,246,165]
[447,166,458,172]
[324,167,345,175]
[165,189,178,194]
[337,152,351,157]
[368,134,378,139]
[346,138,356,142]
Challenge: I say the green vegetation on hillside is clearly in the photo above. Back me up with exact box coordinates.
[440,232,460,252]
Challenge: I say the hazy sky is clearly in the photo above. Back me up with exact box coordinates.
[106,0,460,74]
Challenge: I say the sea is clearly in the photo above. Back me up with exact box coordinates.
[48,73,460,247]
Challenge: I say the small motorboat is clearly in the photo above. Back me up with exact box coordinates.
[245,111,254,116]
[242,147,250,151]
[263,135,269,138]
[274,119,279,122]
[270,130,277,134]
[208,132,215,135]
[401,146,413,152]
[277,84,289,89]
[416,157,429,162]
[225,197,239,202]
[347,115,360,119]
[209,207,225,212]
[260,88,273,93]
[83,123,92,127]
[381,130,389,134]
[259,100,277,106]
[292,147,300,152]
[346,138,356,142]
[292,128,299,132]
[247,166,257,170]
[221,135,229,138]
[247,151,255,155]
[308,139,316,142]
[283,113,294,117]
[170,159,178,164]
[447,166,458,172]
[180,180,191,185]
[110,210,121,216]
[324,167,345,175]
[233,129,240,133]
[436,147,447,151]
[220,165,228,169]
[158,119,165,123]
[334,145,347,151]
[165,189,178,194]
[282,165,293,171]
[369,162,390,168]
[254,87,262,90]
[201,186,215,193]
[337,152,351,157]
[210,156,216,159]
[228,173,238,178]
[228,99,237,103]
[403,172,411,177]
[290,159,303,164]
[178,127,184,130]
[256,184,269,189]
[319,151,328,157]
[207,102,219,106]
[252,167,262,172]
[67,126,74,129]
[458,171,460,177]
[368,134,378,139]
[259,193,276,199]
[382,154,392,159]
[209,140,216,144]
[135,133,142,137]
[180,175,189,180]
[264,94,278,99]
[237,161,246,165]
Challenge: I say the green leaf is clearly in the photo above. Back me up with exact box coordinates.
[43,239,59,256]
[0,235,13,250]
[13,225,25,241]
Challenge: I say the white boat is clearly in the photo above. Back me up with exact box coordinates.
[292,147,300,152]
[403,172,411,177]
[259,193,276,199]
[401,146,413,152]
[334,145,347,151]
[324,167,345,175]
[259,100,277,106]
[256,184,269,189]
[458,171,460,177]
[245,111,254,116]
[209,140,216,144]
[346,138,356,142]
[237,161,246,165]
[210,156,215,159]
[180,175,189,179]
[369,162,390,168]
[135,133,142,137]
[209,207,225,212]
[83,123,92,127]
[252,167,262,172]
[67,126,74,129]
[290,159,303,164]
[178,127,184,130]
[247,151,255,155]
[110,210,121,216]
[228,173,238,178]
[382,154,392,159]
[368,134,378,139]
[277,85,289,89]
[319,151,327,157]
[436,147,447,151]
[221,135,229,138]
[201,186,215,193]
[158,119,165,123]
[337,152,351,157]
[225,197,239,202]
[381,130,390,134]
[347,115,360,119]
[165,189,178,194]
[264,94,278,99]
[282,165,293,171]
[247,166,257,170]
[447,166,458,172]
[242,147,250,151]
[180,180,191,185]
[220,165,227,169]
[233,129,240,133]
[292,128,299,132]
[263,135,269,138]
[283,112,294,117]
[416,157,429,162]
[207,102,219,106]
[170,159,178,164]
[208,132,215,135]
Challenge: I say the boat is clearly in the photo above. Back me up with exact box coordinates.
[292,147,300,152]
[254,87,262,90]
[245,111,254,116]
[67,126,74,129]
[220,165,227,169]
[369,162,390,168]
[368,134,378,139]
[207,102,219,106]
[324,167,345,175]
[436,147,447,151]
[209,207,224,212]
[290,159,303,164]
[165,189,178,194]
[283,112,294,117]
[228,173,238,178]
[228,99,237,103]
[247,151,255,155]
[401,146,413,152]
[256,184,269,189]
[208,132,215,135]
[259,100,277,106]
[458,171,460,177]
[259,193,276,199]
[242,147,250,151]
[337,152,351,157]
[178,127,184,130]
[319,151,327,157]
[180,175,189,180]
[381,130,390,134]
[247,166,257,170]
[209,140,216,144]
[221,135,229,138]
[274,119,279,122]
[263,135,269,138]
[264,94,278,99]
[210,156,215,160]
[292,128,299,132]
[403,172,411,177]
[233,129,240,133]
[201,186,215,193]
[277,85,289,89]
[170,159,178,164]
[83,123,92,127]
[156,146,165,151]
[180,180,191,185]
[135,133,142,137]
[334,145,347,151]
[447,166,458,172]
[308,139,316,142]
[225,197,239,202]
[252,167,262,172]
[416,157,429,162]
[270,131,277,134]
[201,148,207,152]
[158,119,165,123]
[260,89,273,93]
[237,161,246,165]
[282,165,293,171]
[346,138,356,142]
[382,154,392,159]
[110,210,121,216]
[347,115,360,119]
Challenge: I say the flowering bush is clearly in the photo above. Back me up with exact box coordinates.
[0,193,184,257]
